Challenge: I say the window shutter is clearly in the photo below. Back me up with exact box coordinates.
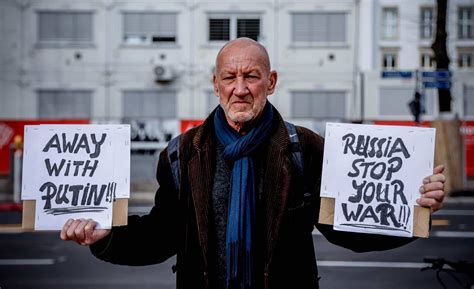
[292,13,346,43]
[209,18,230,41]
[123,12,176,43]
[465,87,474,116]
[123,91,177,118]
[38,90,92,119]
[328,13,346,42]
[292,91,346,119]
[237,18,260,41]
[38,11,92,43]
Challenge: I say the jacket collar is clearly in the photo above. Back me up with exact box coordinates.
[188,106,293,273]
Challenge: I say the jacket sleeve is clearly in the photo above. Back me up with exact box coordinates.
[298,127,418,253]
[90,147,180,265]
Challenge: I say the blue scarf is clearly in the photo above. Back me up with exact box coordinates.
[214,102,274,289]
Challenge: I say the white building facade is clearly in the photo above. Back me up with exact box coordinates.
[0,0,473,181]
[0,0,359,128]
[359,0,474,122]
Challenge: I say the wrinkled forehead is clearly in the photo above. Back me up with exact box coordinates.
[216,43,270,72]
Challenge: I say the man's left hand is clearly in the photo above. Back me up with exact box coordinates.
[417,165,446,213]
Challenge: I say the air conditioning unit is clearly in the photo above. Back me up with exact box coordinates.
[154,65,176,84]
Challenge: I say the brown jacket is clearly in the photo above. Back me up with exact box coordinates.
[91,108,415,289]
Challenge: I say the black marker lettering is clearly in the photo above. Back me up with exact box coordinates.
[359,205,379,223]
[348,158,364,177]
[342,133,356,155]
[349,180,365,203]
[391,179,408,205]
[73,161,84,176]
[370,162,386,180]
[40,182,57,210]
[82,160,98,177]
[55,184,70,205]
[62,133,79,153]
[376,203,401,227]
[42,134,61,153]
[44,159,65,177]
[386,157,403,181]
[69,185,84,206]
[90,133,107,158]
[74,134,90,154]
[342,203,363,221]
[388,138,411,159]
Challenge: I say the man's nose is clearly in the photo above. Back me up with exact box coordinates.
[233,77,249,97]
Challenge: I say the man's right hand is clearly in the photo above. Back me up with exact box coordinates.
[60,218,111,246]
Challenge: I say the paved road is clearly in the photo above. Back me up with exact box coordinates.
[1,200,473,289]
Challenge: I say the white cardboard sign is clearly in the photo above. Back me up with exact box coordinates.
[320,123,435,237]
[21,124,130,230]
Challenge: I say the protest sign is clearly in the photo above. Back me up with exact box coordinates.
[22,124,130,230]
[320,123,435,237]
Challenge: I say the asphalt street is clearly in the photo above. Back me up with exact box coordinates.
[0,200,473,289]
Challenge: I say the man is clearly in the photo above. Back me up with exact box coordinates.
[61,38,446,289]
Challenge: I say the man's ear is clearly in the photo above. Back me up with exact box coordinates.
[213,74,219,96]
[267,70,278,95]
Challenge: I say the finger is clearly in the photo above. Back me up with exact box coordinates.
[421,190,445,202]
[66,219,82,241]
[416,197,443,213]
[74,219,88,245]
[83,219,97,245]
[420,182,444,194]
[423,173,446,185]
[60,219,74,241]
[433,165,445,174]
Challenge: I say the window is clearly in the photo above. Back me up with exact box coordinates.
[291,91,346,119]
[123,12,177,45]
[209,19,230,41]
[420,7,434,39]
[381,49,398,70]
[458,48,474,68]
[38,11,93,44]
[379,87,434,116]
[420,49,436,69]
[382,8,398,40]
[292,12,346,44]
[122,90,176,119]
[208,14,260,42]
[458,7,473,39]
[465,86,474,117]
[38,90,92,119]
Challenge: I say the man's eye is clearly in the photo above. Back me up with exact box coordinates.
[247,75,259,79]
[223,76,234,80]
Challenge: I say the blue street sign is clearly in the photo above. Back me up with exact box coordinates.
[423,80,451,89]
[381,71,413,78]
[421,70,452,79]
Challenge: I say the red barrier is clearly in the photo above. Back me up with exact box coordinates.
[0,119,90,175]
[180,119,204,133]
[461,121,474,177]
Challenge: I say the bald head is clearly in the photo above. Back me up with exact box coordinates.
[215,37,271,74]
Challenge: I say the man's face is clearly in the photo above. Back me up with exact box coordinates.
[213,43,277,128]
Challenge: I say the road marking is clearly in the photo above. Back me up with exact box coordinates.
[0,256,66,265]
[318,261,426,269]
[128,206,152,214]
[434,210,474,216]
[0,259,55,265]
[431,219,450,226]
[431,231,474,238]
